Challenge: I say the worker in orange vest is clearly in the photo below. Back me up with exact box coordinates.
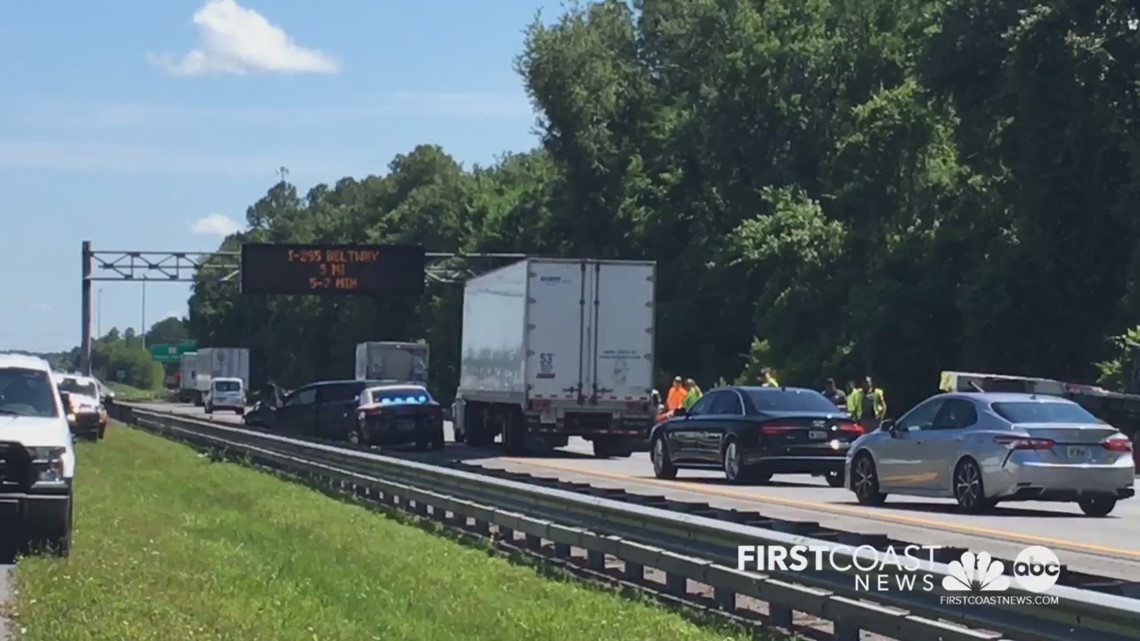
[665,376,687,412]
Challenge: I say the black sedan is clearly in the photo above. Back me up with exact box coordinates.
[353,385,445,450]
[649,386,863,485]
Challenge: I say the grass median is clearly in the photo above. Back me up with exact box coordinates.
[6,425,760,641]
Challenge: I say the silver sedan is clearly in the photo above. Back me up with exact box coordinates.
[845,392,1136,516]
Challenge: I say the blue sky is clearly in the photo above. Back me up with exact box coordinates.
[1,0,558,352]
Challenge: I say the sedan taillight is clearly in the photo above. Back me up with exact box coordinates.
[1103,435,1133,453]
[994,435,1055,450]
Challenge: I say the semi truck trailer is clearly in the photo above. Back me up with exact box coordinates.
[178,351,197,403]
[453,258,656,457]
[185,347,250,406]
[354,341,429,385]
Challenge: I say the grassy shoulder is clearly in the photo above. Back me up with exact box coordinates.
[106,383,177,403]
[8,426,756,641]
[105,382,158,401]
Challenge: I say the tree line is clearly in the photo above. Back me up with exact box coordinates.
[185,0,1140,410]
[47,317,191,390]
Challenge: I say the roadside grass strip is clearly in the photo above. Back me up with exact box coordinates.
[6,427,760,641]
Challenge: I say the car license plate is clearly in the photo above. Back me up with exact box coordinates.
[809,430,827,440]
[1067,446,1089,459]
[397,420,415,431]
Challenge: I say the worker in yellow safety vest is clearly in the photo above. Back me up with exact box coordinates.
[681,378,703,409]
[759,367,780,387]
[849,376,887,430]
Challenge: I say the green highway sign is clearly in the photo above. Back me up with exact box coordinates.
[150,341,197,364]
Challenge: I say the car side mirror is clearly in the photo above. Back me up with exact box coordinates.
[880,418,897,434]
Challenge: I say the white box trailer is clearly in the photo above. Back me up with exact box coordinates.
[453,258,656,457]
[354,341,429,384]
[177,351,198,402]
[188,348,250,406]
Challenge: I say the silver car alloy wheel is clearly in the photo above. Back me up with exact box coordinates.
[955,462,981,507]
[724,442,740,480]
[853,457,874,497]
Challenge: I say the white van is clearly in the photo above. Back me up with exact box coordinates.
[205,377,245,415]
[0,353,76,556]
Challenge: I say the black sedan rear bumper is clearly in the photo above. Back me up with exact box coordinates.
[361,417,443,447]
[742,454,847,474]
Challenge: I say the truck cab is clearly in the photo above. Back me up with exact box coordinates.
[0,353,76,556]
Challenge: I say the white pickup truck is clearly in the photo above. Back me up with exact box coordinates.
[0,353,76,556]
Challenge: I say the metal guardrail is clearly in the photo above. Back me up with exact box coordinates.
[118,405,1138,596]
[446,461,1139,596]
[112,404,1140,641]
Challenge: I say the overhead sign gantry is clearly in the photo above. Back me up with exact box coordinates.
[79,240,523,375]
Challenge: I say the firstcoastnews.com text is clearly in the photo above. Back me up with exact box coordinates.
[941,595,1059,606]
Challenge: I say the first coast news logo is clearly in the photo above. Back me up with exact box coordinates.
[737,544,1062,606]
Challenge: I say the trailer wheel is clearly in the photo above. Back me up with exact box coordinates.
[503,409,527,455]
[464,405,494,447]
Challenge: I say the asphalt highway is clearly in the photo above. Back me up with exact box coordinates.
[135,402,1140,582]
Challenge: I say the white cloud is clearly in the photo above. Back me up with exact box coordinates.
[190,213,243,237]
[147,0,341,76]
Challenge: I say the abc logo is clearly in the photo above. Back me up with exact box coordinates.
[1012,545,1061,593]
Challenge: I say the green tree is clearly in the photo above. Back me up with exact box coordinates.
[165,0,1140,414]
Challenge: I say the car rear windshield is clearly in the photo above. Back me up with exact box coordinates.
[991,401,1102,424]
[214,381,241,392]
[0,367,59,417]
[58,377,98,398]
[746,389,840,414]
[369,388,432,405]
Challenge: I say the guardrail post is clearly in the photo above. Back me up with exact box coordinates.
[665,572,685,596]
[713,586,734,611]
[769,604,792,628]
[833,622,859,641]
[501,527,516,544]
[624,560,643,581]
[474,519,490,537]
[553,541,571,559]
[587,549,606,571]
[525,533,542,551]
